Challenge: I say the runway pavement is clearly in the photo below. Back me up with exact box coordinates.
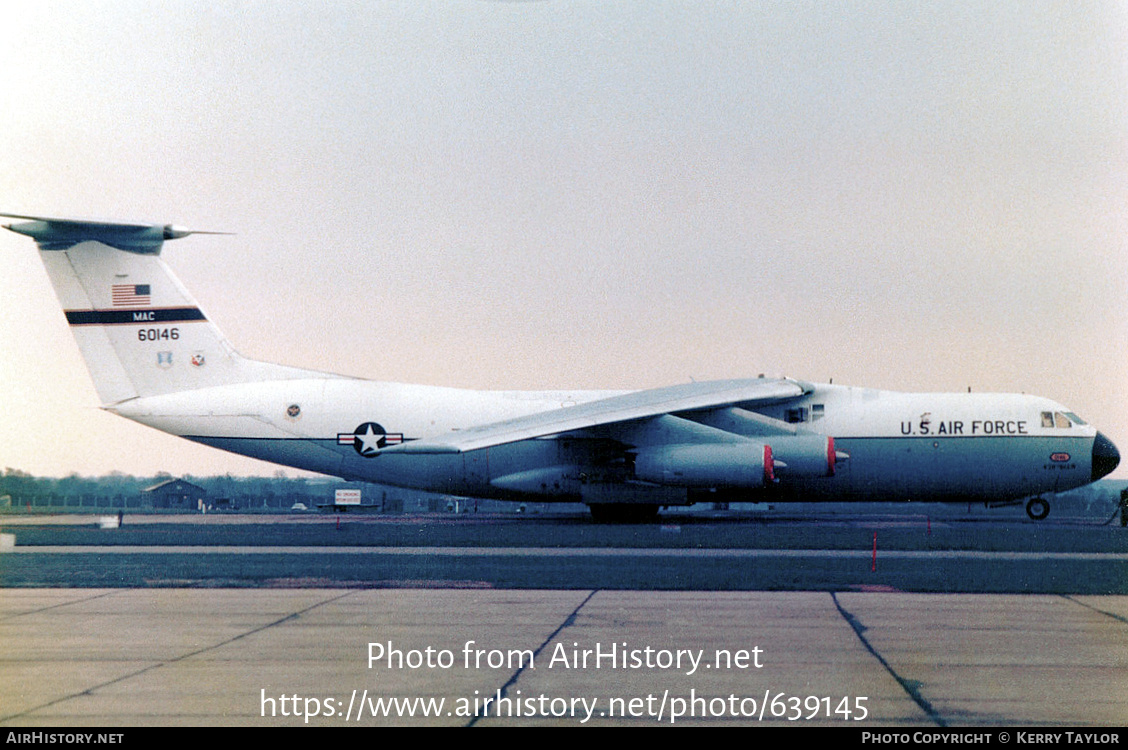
[1,511,1126,593]
[1,512,1125,727]
[1,588,1126,727]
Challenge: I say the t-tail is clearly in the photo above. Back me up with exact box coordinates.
[3,214,320,405]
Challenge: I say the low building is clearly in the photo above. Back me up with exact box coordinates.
[142,478,207,509]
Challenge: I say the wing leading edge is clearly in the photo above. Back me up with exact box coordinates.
[389,377,811,454]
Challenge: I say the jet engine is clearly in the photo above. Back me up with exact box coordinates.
[633,443,775,488]
[768,435,844,478]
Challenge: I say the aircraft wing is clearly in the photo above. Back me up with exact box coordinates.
[389,377,810,454]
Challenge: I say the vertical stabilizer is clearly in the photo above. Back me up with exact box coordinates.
[5,215,321,404]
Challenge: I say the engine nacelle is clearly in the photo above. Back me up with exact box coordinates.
[634,443,774,488]
[768,435,841,478]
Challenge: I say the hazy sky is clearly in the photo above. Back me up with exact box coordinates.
[1,1,1126,478]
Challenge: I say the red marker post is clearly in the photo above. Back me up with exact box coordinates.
[871,531,877,572]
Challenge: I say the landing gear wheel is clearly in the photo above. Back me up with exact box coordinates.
[1026,497,1050,521]
[588,504,661,523]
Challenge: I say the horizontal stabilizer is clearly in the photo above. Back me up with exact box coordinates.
[1,213,230,254]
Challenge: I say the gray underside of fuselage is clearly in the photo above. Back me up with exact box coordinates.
[185,434,1094,504]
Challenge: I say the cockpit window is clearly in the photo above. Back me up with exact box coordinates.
[1042,411,1080,429]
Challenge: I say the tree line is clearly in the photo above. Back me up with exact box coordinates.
[0,468,362,510]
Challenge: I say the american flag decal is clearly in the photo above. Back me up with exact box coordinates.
[112,284,151,307]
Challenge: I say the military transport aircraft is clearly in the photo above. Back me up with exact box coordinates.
[3,214,1119,521]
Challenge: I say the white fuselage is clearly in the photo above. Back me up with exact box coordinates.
[109,380,1104,504]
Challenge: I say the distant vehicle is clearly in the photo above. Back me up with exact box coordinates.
[290,503,308,512]
[3,213,1119,521]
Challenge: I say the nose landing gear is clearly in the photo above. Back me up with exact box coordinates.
[1025,497,1049,521]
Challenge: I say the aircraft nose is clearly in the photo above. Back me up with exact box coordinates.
[1092,432,1120,482]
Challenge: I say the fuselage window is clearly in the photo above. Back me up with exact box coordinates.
[811,404,825,421]
[786,407,809,424]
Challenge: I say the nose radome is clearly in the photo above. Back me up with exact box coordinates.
[1092,432,1120,482]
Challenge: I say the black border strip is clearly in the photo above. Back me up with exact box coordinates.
[64,307,207,325]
